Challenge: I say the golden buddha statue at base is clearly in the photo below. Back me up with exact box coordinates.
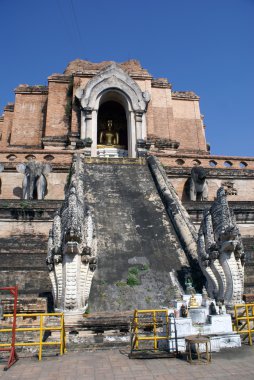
[99,120,119,146]
[189,293,199,308]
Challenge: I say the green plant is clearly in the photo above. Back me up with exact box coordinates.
[145,296,152,303]
[20,200,30,209]
[128,266,139,276]
[115,281,127,287]
[127,273,140,287]
[65,99,72,120]
[66,166,74,186]
[1,201,10,207]
[126,265,148,287]
[99,291,106,300]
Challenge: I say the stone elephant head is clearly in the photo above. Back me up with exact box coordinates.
[16,161,52,200]
[189,166,208,201]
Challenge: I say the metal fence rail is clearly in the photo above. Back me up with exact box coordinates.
[234,304,254,345]
[0,312,66,360]
[0,286,18,370]
[129,309,178,358]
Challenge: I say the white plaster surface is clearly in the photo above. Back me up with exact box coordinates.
[188,307,208,324]
[160,304,240,353]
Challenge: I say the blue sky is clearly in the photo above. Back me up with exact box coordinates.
[0,0,253,156]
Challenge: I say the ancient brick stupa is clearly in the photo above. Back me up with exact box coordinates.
[0,59,253,315]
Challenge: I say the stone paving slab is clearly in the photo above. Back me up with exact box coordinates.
[1,345,254,380]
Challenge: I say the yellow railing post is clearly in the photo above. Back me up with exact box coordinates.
[134,310,139,350]
[130,309,170,354]
[39,314,43,360]
[234,303,254,346]
[153,311,157,350]
[60,313,64,355]
[246,305,252,346]
[165,311,169,340]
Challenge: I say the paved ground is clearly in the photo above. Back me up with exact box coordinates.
[1,345,254,380]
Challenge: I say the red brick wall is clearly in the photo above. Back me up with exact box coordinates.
[45,79,70,137]
[11,93,47,146]
[174,118,206,151]
[0,107,14,148]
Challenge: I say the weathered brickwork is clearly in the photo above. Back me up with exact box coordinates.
[0,59,208,154]
[0,104,14,147]
[0,58,253,307]
[148,86,175,140]
[11,89,48,147]
[45,77,71,138]
[0,201,61,295]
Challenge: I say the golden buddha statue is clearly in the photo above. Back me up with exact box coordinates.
[99,120,119,146]
[189,293,199,308]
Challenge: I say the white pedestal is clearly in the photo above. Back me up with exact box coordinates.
[97,148,128,158]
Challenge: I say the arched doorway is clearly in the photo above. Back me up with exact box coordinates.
[76,63,150,157]
[97,101,128,149]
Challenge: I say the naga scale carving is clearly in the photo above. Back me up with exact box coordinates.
[46,154,97,315]
[198,187,245,306]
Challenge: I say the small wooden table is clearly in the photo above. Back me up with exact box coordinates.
[185,335,211,364]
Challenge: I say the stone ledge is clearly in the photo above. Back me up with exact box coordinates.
[172,91,199,100]
[165,167,254,178]
[83,157,146,165]
[4,103,14,112]
[184,200,254,223]
[151,78,172,89]
[0,200,62,220]
[64,59,151,78]
[14,85,48,94]
[48,74,72,83]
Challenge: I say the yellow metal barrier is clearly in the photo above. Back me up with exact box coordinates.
[130,309,177,357]
[132,309,169,350]
[234,304,254,345]
[0,313,66,360]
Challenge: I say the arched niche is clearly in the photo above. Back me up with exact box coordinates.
[97,100,128,150]
[75,63,150,157]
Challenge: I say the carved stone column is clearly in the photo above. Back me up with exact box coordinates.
[83,107,93,138]
[135,111,144,140]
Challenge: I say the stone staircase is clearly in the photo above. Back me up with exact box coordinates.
[83,160,190,312]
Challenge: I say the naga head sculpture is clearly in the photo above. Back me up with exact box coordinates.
[46,154,97,316]
[198,187,245,306]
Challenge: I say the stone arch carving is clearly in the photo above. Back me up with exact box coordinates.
[76,63,148,111]
[75,63,150,157]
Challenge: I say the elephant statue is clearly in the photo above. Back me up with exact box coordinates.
[16,161,52,200]
[189,166,208,201]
